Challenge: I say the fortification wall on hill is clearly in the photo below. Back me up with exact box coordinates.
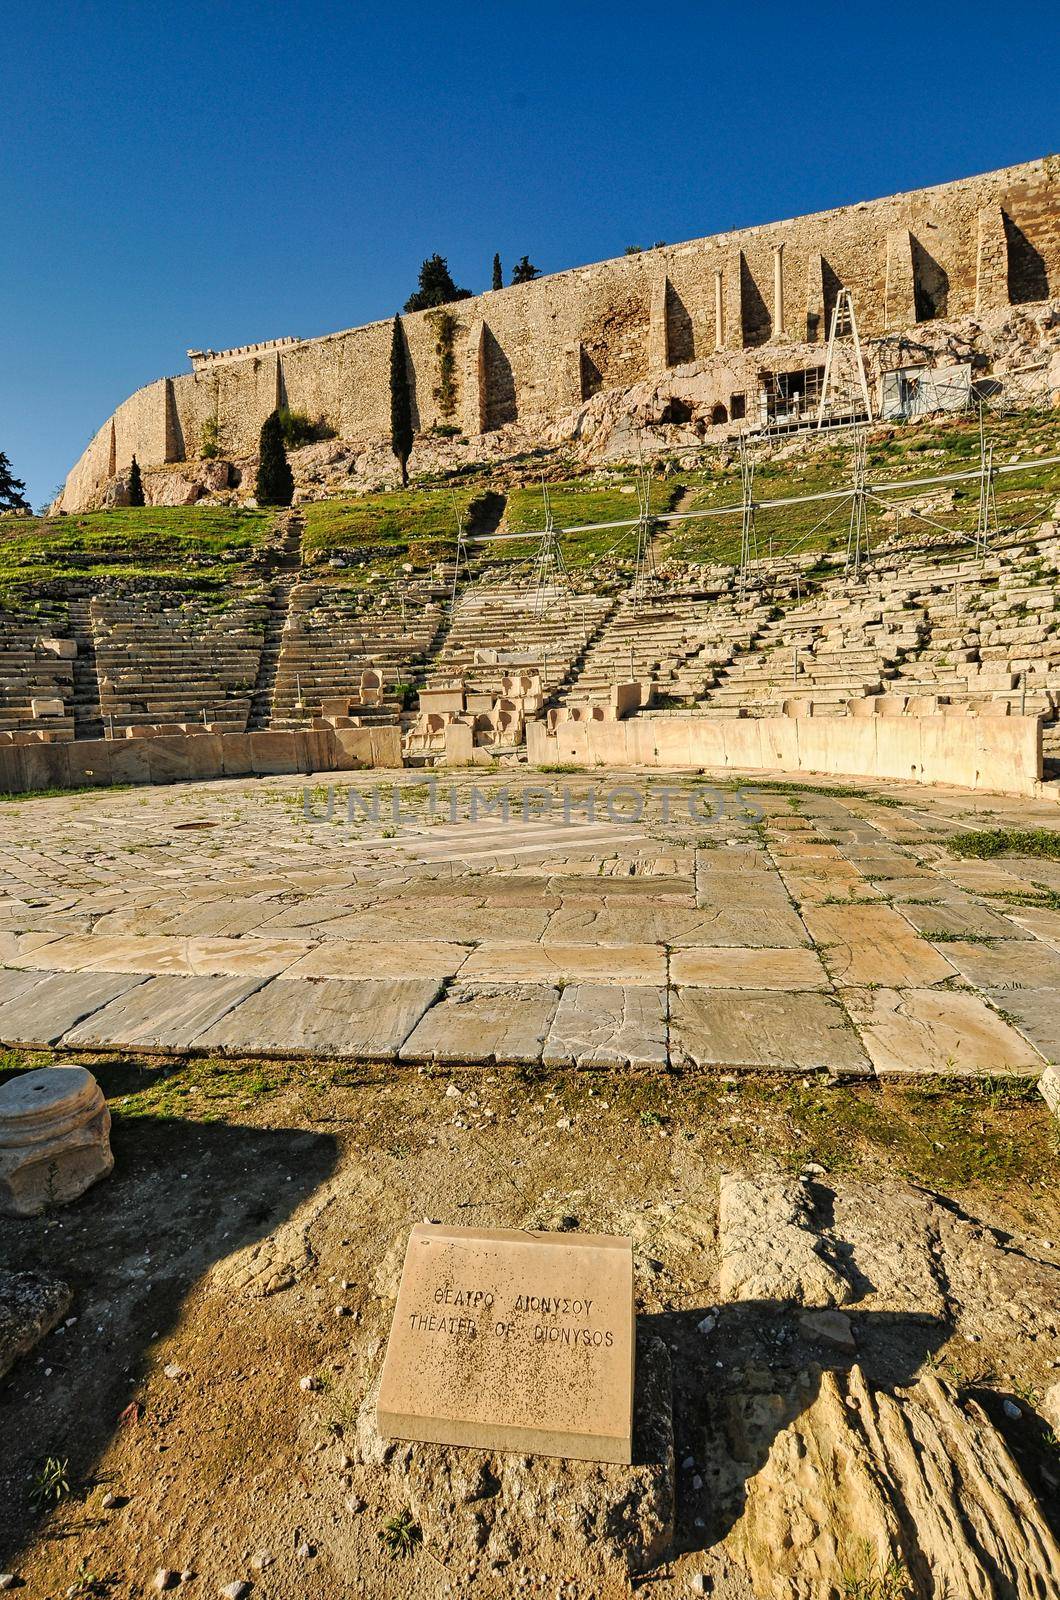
[58,158,1060,510]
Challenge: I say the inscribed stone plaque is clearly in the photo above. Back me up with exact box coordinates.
[377,1223,634,1463]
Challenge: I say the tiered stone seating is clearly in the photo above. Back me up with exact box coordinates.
[92,595,269,734]
[0,614,76,739]
[270,578,445,728]
[560,593,774,707]
[427,583,614,702]
[700,595,922,717]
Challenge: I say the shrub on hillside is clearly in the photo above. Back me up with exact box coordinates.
[255,412,294,508]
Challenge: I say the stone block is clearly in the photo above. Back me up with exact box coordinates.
[377,1223,635,1463]
[0,1270,73,1379]
[0,1065,113,1218]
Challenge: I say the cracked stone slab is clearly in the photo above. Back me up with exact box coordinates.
[802,904,955,988]
[10,932,309,978]
[669,947,829,991]
[61,974,265,1051]
[541,984,667,1070]
[281,941,469,981]
[0,970,146,1047]
[898,900,1031,940]
[984,988,1060,1064]
[843,986,1044,1077]
[192,977,443,1058]
[935,939,1060,991]
[670,988,870,1075]
[0,1270,73,1381]
[460,941,666,986]
[400,983,559,1066]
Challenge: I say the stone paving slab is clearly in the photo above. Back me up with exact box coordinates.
[265,902,554,944]
[680,902,810,949]
[281,941,470,981]
[543,905,750,947]
[459,941,666,986]
[843,987,1044,1077]
[0,970,147,1047]
[939,940,1060,990]
[0,967,50,1009]
[802,905,956,988]
[400,983,559,1065]
[669,947,830,990]
[61,974,265,1051]
[9,932,310,978]
[541,984,667,1070]
[193,977,443,1059]
[669,988,871,1075]
[983,989,1060,1063]
[1008,907,1060,950]
[898,902,1031,940]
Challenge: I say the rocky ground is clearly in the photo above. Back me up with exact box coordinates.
[0,1052,1058,1599]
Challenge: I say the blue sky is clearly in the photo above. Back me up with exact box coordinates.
[1,0,1055,507]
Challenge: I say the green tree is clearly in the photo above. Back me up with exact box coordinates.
[511,255,539,284]
[389,317,413,488]
[127,456,145,507]
[0,449,29,511]
[255,411,295,507]
[491,253,503,291]
[403,254,471,313]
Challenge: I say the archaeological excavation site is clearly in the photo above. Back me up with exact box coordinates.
[2,153,1060,1600]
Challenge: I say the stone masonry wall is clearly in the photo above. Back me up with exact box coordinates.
[58,158,1060,510]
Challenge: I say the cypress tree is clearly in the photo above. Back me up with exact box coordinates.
[127,456,145,507]
[491,253,503,291]
[255,411,295,507]
[0,449,29,511]
[403,254,471,313]
[389,316,413,489]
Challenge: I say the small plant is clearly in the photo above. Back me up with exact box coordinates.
[379,1508,422,1559]
[30,1454,71,1511]
[428,308,459,422]
[946,827,1060,861]
[200,414,223,459]
[840,1547,912,1599]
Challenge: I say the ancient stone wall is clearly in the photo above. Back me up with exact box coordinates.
[58,158,1060,510]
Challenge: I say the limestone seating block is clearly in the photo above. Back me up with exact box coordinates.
[0,1065,113,1218]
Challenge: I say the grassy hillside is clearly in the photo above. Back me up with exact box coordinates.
[301,488,480,569]
[0,506,273,603]
[661,409,1060,565]
[502,476,679,567]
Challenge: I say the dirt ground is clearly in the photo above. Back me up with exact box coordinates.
[1,1049,1058,1600]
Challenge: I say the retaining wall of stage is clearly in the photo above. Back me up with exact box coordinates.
[0,726,402,795]
[526,713,1046,799]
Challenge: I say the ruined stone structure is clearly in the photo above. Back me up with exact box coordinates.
[58,158,1060,510]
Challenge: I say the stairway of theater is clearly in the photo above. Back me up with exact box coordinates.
[425,582,614,700]
[91,593,271,734]
[268,576,446,728]
[0,606,76,739]
[558,592,776,708]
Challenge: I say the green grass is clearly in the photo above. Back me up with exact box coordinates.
[0,506,273,603]
[300,487,482,569]
[946,828,1060,860]
[659,408,1060,566]
[503,476,678,568]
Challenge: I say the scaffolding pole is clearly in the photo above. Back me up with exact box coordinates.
[845,428,869,581]
[974,403,999,560]
[631,464,657,605]
[736,435,759,601]
[527,479,571,615]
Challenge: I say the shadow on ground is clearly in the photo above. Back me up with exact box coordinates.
[0,1061,339,1570]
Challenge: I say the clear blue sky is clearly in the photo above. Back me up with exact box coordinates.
[1,0,1055,508]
